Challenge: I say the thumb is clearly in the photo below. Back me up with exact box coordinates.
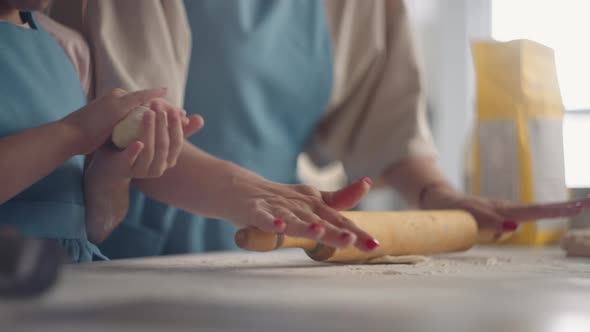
[321,177,372,211]
[111,141,145,178]
[124,141,144,165]
[183,114,205,138]
[111,141,144,174]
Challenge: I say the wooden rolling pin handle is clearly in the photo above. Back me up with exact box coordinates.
[235,227,290,252]
[235,227,323,252]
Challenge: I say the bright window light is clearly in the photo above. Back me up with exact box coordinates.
[492,0,590,188]
[493,0,590,111]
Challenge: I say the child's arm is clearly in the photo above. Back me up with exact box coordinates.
[0,121,79,204]
[133,144,380,253]
[0,89,167,205]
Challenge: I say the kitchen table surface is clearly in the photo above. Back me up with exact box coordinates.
[2,246,590,332]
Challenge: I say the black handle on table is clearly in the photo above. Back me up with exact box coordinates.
[0,233,63,298]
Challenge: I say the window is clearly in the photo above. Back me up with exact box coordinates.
[492,0,590,187]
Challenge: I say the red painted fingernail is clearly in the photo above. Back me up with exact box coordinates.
[502,221,518,232]
[340,232,352,240]
[365,238,380,250]
[308,223,321,232]
[362,177,373,186]
[274,219,285,228]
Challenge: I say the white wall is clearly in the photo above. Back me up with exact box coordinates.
[409,0,491,190]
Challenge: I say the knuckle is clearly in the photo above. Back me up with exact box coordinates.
[147,171,161,178]
[338,216,354,226]
[295,184,321,197]
[306,196,325,208]
[110,88,127,97]
[278,209,296,221]
[246,199,264,212]
[152,100,165,111]
[301,214,320,225]
[153,165,167,177]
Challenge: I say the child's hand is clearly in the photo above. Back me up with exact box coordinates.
[83,102,204,243]
[227,177,381,252]
[87,103,204,181]
[60,88,168,155]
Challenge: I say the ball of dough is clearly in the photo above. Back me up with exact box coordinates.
[561,229,590,257]
[111,106,150,149]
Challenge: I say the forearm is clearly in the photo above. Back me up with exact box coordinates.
[383,156,457,208]
[84,175,130,244]
[0,120,79,204]
[134,143,265,221]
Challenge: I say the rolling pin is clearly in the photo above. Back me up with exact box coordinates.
[235,210,478,263]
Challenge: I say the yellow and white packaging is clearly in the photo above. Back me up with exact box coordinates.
[467,39,568,245]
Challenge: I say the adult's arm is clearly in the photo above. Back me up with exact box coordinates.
[308,0,436,182]
[134,143,380,252]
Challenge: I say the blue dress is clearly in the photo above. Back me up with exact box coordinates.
[0,13,102,262]
[99,1,333,257]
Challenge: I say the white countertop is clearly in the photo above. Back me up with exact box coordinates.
[2,246,590,332]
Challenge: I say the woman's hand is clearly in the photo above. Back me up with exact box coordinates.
[384,157,590,242]
[226,177,381,252]
[420,185,590,241]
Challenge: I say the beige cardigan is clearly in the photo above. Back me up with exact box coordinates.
[49,0,436,181]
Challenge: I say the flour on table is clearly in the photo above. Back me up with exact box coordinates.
[360,255,430,265]
[561,229,590,257]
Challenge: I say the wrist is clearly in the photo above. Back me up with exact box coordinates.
[418,182,460,209]
[85,167,132,194]
[55,117,86,155]
[85,172,131,244]
[214,162,269,222]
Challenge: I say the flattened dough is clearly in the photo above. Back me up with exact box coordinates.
[111,105,150,149]
[561,229,590,257]
[361,255,430,265]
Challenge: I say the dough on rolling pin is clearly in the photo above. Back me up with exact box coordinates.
[561,229,590,257]
[111,106,150,149]
[358,255,429,265]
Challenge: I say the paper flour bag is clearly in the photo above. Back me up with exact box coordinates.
[467,39,568,245]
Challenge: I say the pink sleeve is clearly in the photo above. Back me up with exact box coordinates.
[35,13,92,99]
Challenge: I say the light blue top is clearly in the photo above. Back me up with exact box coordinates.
[0,12,102,262]
[99,0,333,257]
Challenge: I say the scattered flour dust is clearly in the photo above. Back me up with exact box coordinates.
[361,255,430,265]
[345,255,509,277]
